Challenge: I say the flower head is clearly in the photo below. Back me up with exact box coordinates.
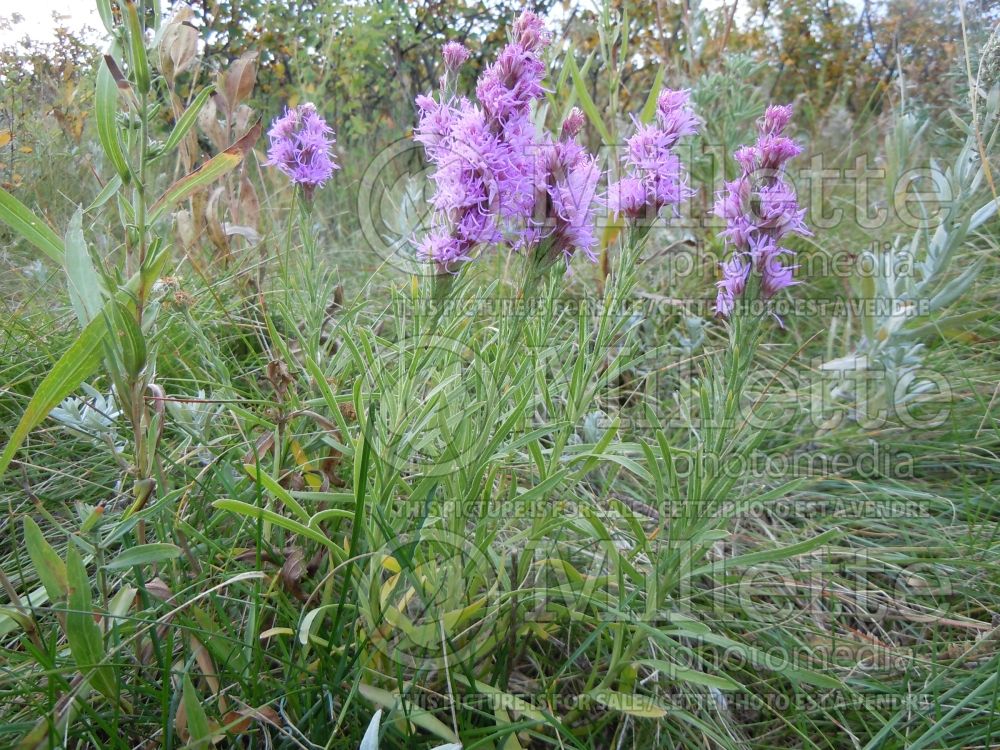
[561,107,586,139]
[760,104,794,136]
[712,103,808,318]
[655,88,700,145]
[413,11,603,273]
[608,89,699,221]
[608,177,648,219]
[264,103,339,194]
[530,133,602,263]
[476,43,547,123]
[441,41,470,73]
[512,11,551,52]
[715,254,750,317]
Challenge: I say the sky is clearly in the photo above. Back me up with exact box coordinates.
[0,3,101,46]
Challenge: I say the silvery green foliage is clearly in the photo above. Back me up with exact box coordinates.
[357,709,461,750]
[165,390,219,442]
[166,390,222,464]
[671,315,707,354]
[359,710,381,750]
[825,92,999,418]
[50,384,123,451]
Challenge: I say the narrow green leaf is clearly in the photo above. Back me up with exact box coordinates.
[0,186,65,263]
[65,547,118,702]
[695,632,844,690]
[689,528,841,577]
[212,499,345,556]
[96,55,131,183]
[22,517,69,601]
[589,689,667,718]
[113,301,146,379]
[0,315,107,479]
[65,209,104,328]
[633,659,740,691]
[124,2,150,94]
[515,468,570,506]
[358,683,460,744]
[86,174,123,213]
[243,464,310,521]
[566,55,612,143]
[148,121,262,223]
[639,66,667,124]
[95,0,115,33]
[162,86,215,154]
[181,674,212,748]
[103,543,182,570]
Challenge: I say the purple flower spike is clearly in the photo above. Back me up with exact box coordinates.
[512,11,551,52]
[561,107,586,139]
[264,103,339,195]
[608,88,699,221]
[608,177,648,219]
[655,88,701,145]
[760,104,794,136]
[531,134,602,263]
[715,255,751,317]
[412,11,604,273]
[712,103,809,318]
[441,41,470,72]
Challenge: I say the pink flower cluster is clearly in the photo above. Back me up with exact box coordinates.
[714,104,810,317]
[608,89,700,220]
[414,12,603,271]
[264,103,339,195]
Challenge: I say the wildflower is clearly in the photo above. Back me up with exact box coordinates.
[530,126,603,264]
[713,104,809,318]
[655,88,701,144]
[512,11,551,52]
[413,12,603,272]
[441,41,470,73]
[561,107,586,139]
[608,176,648,219]
[264,103,339,197]
[715,255,751,318]
[476,42,547,124]
[608,88,699,221]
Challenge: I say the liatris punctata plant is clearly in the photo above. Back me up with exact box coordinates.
[608,88,700,230]
[703,105,810,465]
[265,103,340,201]
[713,104,810,319]
[413,12,603,280]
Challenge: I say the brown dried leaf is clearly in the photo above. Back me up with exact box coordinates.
[266,359,294,401]
[237,176,259,229]
[205,185,229,255]
[232,104,255,139]
[175,209,195,250]
[159,18,199,83]
[242,431,275,465]
[280,547,306,589]
[145,577,173,602]
[221,52,258,113]
[197,94,228,152]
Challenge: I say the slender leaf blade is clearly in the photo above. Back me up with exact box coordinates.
[148,121,261,223]
[64,208,104,327]
[65,547,118,702]
[0,186,65,263]
[22,517,69,601]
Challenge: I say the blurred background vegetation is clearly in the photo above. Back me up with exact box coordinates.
[1,0,996,235]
